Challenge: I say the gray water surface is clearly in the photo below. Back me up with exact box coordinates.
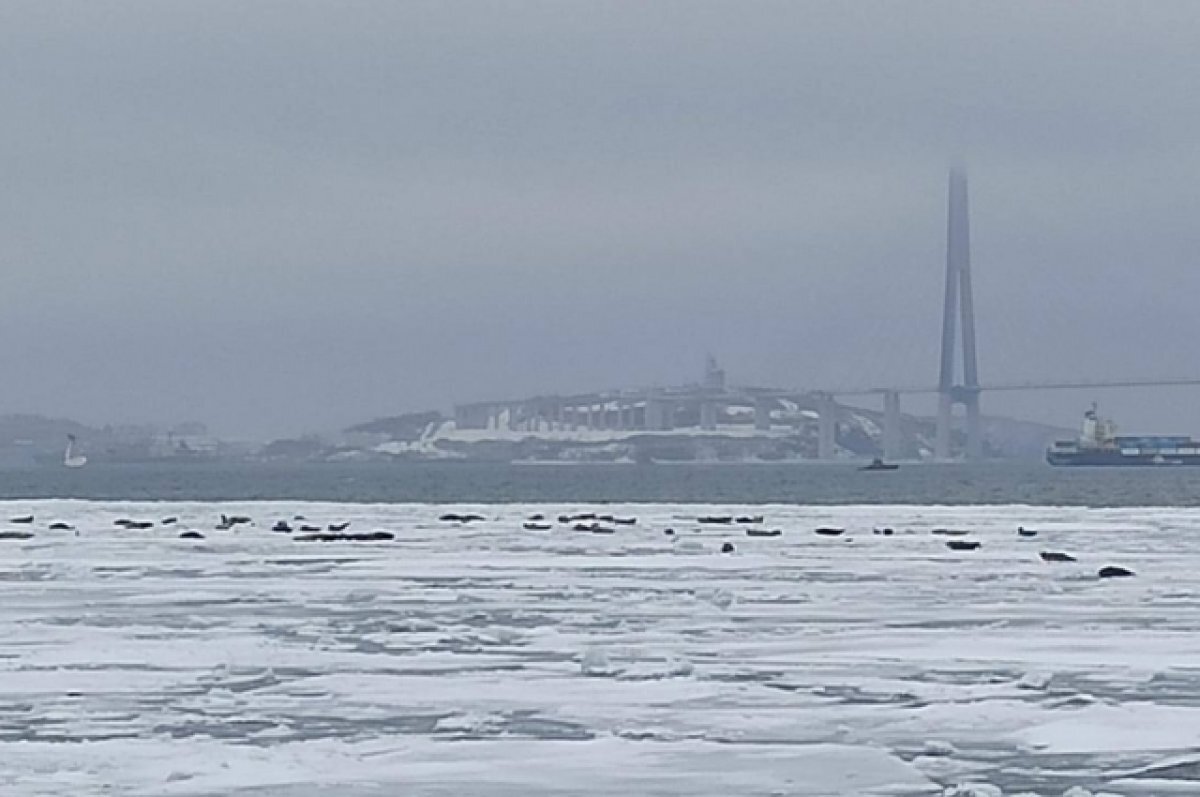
[2,460,1198,505]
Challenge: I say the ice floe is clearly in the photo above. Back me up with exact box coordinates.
[0,500,1197,794]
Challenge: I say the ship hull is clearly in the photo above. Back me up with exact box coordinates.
[1046,451,1200,467]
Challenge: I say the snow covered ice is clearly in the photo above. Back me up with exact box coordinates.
[2,501,1200,795]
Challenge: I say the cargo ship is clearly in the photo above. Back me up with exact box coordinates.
[1047,404,1200,466]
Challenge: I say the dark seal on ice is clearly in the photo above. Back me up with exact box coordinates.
[945,540,981,551]
[439,513,485,524]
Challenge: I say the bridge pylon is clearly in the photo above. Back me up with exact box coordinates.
[935,168,983,460]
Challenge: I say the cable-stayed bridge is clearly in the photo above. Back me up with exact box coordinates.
[831,377,1200,397]
[806,376,1200,462]
[809,168,1200,460]
[453,169,1200,462]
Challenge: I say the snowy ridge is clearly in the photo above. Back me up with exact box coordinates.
[1,501,1198,795]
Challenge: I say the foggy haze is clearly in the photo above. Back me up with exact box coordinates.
[3,1,1199,439]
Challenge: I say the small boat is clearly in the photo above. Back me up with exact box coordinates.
[860,458,898,471]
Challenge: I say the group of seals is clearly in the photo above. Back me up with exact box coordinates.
[557,513,637,525]
[512,512,643,535]
[0,512,366,543]
[1020,530,1134,578]
[294,530,393,543]
[511,510,776,550]
[0,509,1146,576]
[3,514,179,538]
[802,522,1137,579]
[699,515,763,525]
[272,520,353,534]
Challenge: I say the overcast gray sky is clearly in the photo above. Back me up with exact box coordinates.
[2,1,1199,438]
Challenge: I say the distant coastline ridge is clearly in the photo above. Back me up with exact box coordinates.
[0,360,1070,466]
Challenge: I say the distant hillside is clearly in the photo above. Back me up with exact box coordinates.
[0,414,93,465]
[0,414,241,465]
[0,413,91,444]
[345,411,444,441]
[0,406,1071,467]
[318,400,1074,464]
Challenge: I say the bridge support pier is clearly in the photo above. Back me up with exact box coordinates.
[937,388,983,460]
[646,399,672,431]
[817,394,837,460]
[965,393,982,459]
[754,399,772,431]
[883,390,901,461]
[935,394,952,460]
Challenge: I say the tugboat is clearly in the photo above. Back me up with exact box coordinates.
[860,457,899,471]
[1047,404,1200,467]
